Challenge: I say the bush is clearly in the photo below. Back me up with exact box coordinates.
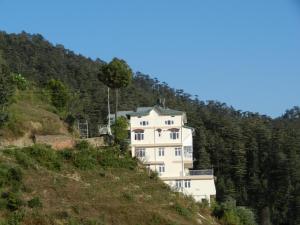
[236,207,257,225]
[28,197,42,208]
[1,192,24,211]
[97,150,137,170]
[149,171,158,180]
[59,149,74,160]
[14,151,34,169]
[0,111,9,128]
[6,211,24,225]
[12,73,28,90]
[0,164,23,191]
[212,199,257,225]
[122,192,134,201]
[75,140,91,151]
[172,202,192,219]
[223,209,241,225]
[73,150,97,170]
[46,79,69,110]
[22,145,62,171]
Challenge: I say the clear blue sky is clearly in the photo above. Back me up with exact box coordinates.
[1,0,300,117]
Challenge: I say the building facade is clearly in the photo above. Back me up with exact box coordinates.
[114,106,216,203]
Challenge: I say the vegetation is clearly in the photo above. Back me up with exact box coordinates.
[98,57,133,123]
[46,79,69,111]
[213,199,257,225]
[0,31,300,225]
[0,144,216,225]
[111,116,130,151]
[0,53,14,127]
[0,85,69,139]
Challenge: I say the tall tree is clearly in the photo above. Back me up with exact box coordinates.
[98,57,133,124]
[0,53,13,126]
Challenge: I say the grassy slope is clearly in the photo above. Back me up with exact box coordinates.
[0,88,69,140]
[0,144,219,225]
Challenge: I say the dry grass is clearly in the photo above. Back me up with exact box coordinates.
[0,88,69,140]
[0,145,219,225]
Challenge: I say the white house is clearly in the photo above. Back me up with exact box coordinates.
[112,106,216,203]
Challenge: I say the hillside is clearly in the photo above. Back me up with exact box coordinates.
[1,31,300,225]
[0,143,219,225]
[0,86,73,148]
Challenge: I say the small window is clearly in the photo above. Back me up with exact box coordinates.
[175,147,181,156]
[140,121,149,126]
[165,120,174,125]
[158,148,164,157]
[135,148,145,158]
[159,165,165,173]
[184,180,191,188]
[175,180,182,188]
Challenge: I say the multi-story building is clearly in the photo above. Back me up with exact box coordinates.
[112,105,216,203]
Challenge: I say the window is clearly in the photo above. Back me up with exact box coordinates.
[158,148,164,157]
[169,128,180,140]
[175,180,182,188]
[170,131,179,139]
[140,121,149,126]
[175,147,182,156]
[134,130,144,140]
[184,180,191,188]
[165,120,174,125]
[135,148,145,158]
[159,165,165,173]
[184,146,193,158]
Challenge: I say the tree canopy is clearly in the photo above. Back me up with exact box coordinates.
[98,57,133,89]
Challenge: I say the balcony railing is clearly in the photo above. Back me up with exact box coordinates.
[187,169,214,176]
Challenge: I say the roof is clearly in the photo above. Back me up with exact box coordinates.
[128,106,185,117]
[110,105,188,123]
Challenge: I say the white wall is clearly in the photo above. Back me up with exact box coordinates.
[164,179,216,203]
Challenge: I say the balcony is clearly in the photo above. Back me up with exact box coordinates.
[187,169,214,176]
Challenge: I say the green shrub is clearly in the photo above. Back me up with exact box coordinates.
[1,192,24,211]
[172,202,192,219]
[22,145,62,171]
[14,151,34,169]
[223,209,241,225]
[59,149,74,160]
[149,171,158,180]
[212,199,257,225]
[7,167,22,183]
[0,164,23,191]
[0,111,9,128]
[97,150,137,170]
[46,79,69,110]
[73,150,97,170]
[28,196,42,208]
[75,140,91,151]
[236,207,257,225]
[12,73,28,90]
[7,211,25,225]
[122,192,134,201]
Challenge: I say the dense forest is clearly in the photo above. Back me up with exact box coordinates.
[0,31,299,225]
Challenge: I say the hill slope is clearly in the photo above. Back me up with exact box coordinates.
[0,144,218,225]
[0,87,71,147]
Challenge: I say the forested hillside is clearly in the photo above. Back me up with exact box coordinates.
[1,31,300,225]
